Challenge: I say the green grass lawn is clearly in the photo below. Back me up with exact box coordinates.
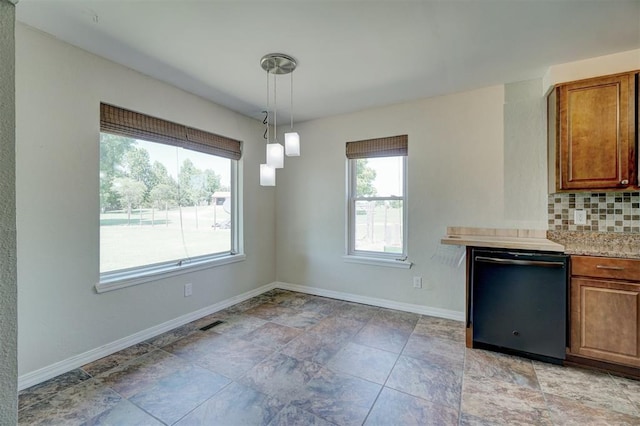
[101,203,404,272]
[100,205,231,272]
[354,203,403,252]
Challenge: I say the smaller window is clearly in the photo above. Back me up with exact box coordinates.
[346,135,408,262]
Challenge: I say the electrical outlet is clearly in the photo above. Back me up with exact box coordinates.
[184,283,192,297]
[574,209,587,225]
[413,276,422,289]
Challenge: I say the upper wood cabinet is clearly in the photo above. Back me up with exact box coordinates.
[548,72,638,192]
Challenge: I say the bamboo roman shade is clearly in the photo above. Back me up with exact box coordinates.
[345,134,408,159]
[100,103,242,160]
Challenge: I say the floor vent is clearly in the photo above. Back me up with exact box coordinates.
[199,320,225,331]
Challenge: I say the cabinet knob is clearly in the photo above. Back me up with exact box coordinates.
[621,179,629,185]
[512,330,520,336]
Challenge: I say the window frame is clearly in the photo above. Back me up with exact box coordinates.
[96,104,245,293]
[345,154,411,268]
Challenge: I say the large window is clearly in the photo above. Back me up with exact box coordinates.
[346,135,408,264]
[98,104,243,288]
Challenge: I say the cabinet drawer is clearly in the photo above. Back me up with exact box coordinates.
[572,256,640,281]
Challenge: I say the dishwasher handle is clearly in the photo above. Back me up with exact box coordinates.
[475,256,565,268]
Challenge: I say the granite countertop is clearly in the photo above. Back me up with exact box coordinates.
[547,231,640,260]
[441,227,640,259]
[441,227,565,252]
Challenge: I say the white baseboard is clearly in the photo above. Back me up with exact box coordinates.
[18,282,277,391]
[274,281,465,321]
[19,281,463,390]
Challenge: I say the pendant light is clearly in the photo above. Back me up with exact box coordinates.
[284,70,300,156]
[266,67,284,169]
[285,132,300,157]
[259,53,301,186]
[260,68,275,186]
[260,164,275,186]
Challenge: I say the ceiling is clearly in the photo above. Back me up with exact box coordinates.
[16,0,640,123]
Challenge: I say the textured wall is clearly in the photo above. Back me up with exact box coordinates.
[503,79,547,225]
[275,85,514,314]
[17,24,275,377]
[0,0,18,423]
[275,78,554,314]
[543,49,640,93]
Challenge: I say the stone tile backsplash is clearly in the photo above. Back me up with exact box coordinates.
[548,192,640,233]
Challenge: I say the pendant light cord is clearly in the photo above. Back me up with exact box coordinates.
[290,71,294,130]
[264,69,270,143]
[273,73,277,141]
[262,111,268,141]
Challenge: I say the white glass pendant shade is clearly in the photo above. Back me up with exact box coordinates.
[284,132,300,156]
[260,164,275,186]
[266,143,284,169]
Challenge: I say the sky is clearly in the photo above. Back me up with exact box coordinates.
[366,156,403,197]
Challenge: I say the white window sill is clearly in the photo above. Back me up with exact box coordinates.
[342,255,413,269]
[96,253,246,293]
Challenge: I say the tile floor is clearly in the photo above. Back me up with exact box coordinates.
[18,289,640,425]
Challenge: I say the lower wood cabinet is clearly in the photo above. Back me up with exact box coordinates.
[569,256,640,368]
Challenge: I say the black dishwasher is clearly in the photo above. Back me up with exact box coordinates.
[471,248,568,363]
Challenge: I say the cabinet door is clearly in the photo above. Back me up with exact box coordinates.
[570,277,640,366]
[558,73,635,190]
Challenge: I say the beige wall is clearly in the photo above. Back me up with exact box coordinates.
[543,48,640,92]
[274,48,637,314]
[15,18,637,384]
[16,24,276,376]
[275,83,549,314]
[504,79,547,222]
[0,0,18,423]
